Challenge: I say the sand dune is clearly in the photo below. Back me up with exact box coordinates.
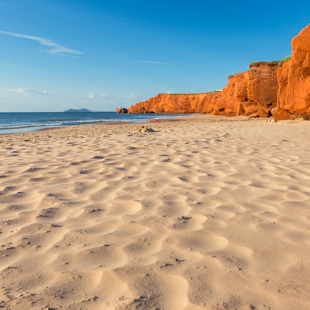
[0,116,310,309]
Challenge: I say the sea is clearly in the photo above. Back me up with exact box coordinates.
[0,112,181,135]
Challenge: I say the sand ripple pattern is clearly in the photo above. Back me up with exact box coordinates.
[0,118,310,309]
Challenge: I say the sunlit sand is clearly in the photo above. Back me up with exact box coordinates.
[0,115,309,309]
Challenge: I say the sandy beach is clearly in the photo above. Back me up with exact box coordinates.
[0,115,309,310]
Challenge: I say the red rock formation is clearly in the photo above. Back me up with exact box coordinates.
[129,63,279,118]
[273,24,310,120]
[116,107,128,113]
[215,63,279,117]
[128,92,221,114]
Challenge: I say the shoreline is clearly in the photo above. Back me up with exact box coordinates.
[0,112,185,136]
[0,116,309,309]
[0,113,270,137]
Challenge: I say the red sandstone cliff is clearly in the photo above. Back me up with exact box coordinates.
[273,24,310,120]
[128,92,221,114]
[128,63,279,118]
[128,24,310,120]
[212,63,279,117]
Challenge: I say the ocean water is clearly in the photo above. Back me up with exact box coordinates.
[0,112,181,135]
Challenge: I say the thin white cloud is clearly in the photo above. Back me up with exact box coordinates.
[86,92,106,99]
[140,60,166,64]
[9,88,53,95]
[0,30,83,56]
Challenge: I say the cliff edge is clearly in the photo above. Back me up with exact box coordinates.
[273,24,310,120]
[128,63,280,118]
[213,62,279,117]
[128,92,221,114]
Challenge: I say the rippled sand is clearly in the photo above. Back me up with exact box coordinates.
[0,115,310,309]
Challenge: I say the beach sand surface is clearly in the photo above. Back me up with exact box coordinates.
[0,115,310,309]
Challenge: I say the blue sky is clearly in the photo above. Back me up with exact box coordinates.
[0,0,309,112]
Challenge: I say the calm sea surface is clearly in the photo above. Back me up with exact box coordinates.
[0,112,181,135]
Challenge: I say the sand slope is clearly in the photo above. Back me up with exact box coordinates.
[0,116,309,309]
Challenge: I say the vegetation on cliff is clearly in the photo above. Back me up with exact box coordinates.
[250,61,280,68]
[278,56,292,66]
[158,92,219,96]
[250,56,292,68]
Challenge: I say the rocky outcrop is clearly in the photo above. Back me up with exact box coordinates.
[128,92,221,114]
[135,126,155,133]
[213,63,279,117]
[273,24,310,120]
[116,107,128,114]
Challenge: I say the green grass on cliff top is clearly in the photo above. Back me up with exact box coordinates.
[159,91,221,95]
[250,56,291,68]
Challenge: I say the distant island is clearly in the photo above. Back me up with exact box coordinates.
[63,108,96,113]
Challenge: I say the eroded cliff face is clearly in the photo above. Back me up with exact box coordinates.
[128,92,221,114]
[129,64,279,118]
[128,24,310,120]
[213,63,279,117]
[273,24,310,120]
